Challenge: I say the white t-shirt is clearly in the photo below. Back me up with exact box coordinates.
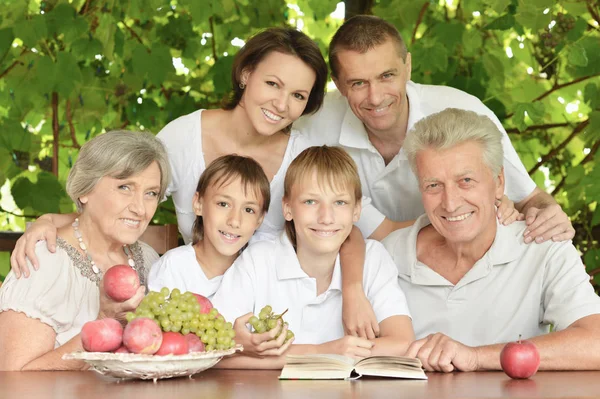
[0,239,158,348]
[147,244,223,300]
[296,81,537,231]
[382,215,600,346]
[212,233,411,345]
[157,109,385,242]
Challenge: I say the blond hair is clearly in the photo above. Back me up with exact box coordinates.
[283,146,361,247]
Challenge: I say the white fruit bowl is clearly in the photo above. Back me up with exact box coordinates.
[63,345,242,381]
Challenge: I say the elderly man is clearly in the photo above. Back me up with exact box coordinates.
[382,108,600,372]
[297,15,574,243]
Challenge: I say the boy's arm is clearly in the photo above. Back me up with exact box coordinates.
[340,226,379,339]
[11,213,77,277]
[368,315,415,357]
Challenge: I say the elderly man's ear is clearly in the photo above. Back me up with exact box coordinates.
[495,167,505,202]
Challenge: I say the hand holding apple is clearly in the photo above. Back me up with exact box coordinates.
[500,335,540,379]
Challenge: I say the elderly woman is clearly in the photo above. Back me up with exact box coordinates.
[0,131,170,371]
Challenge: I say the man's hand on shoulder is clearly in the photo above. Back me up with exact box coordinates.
[516,188,575,244]
[405,333,479,372]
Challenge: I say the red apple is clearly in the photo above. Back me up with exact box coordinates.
[192,293,213,314]
[155,332,189,356]
[81,318,123,352]
[113,345,130,354]
[123,317,163,354]
[500,336,540,379]
[103,265,140,302]
[184,333,205,353]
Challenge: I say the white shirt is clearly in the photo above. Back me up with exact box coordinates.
[212,233,411,345]
[147,244,223,300]
[296,82,537,233]
[382,215,600,346]
[157,109,385,242]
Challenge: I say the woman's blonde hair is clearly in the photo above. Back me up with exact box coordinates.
[283,146,361,248]
[66,130,171,212]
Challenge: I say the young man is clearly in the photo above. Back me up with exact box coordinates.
[212,146,415,368]
[296,15,573,244]
[382,108,600,372]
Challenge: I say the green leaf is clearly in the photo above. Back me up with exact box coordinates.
[131,44,152,78]
[147,43,173,86]
[307,0,337,20]
[0,118,30,152]
[484,14,515,30]
[584,84,600,109]
[0,27,14,58]
[412,42,448,74]
[430,22,465,53]
[207,55,234,96]
[567,42,588,67]
[485,0,512,14]
[11,172,66,214]
[71,38,104,59]
[56,52,82,97]
[514,2,552,31]
[34,56,57,94]
[592,206,600,227]
[512,102,545,132]
[482,53,504,87]
[566,18,589,43]
[13,15,47,48]
[462,29,482,57]
[96,13,116,60]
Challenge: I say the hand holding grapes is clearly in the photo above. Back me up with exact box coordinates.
[234,313,293,357]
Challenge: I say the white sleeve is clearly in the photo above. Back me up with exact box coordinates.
[356,196,386,239]
[363,241,412,323]
[542,241,600,330]
[210,251,257,322]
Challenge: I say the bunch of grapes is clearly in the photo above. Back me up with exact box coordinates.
[126,288,236,351]
[248,305,295,343]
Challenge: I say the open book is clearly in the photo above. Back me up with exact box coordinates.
[279,354,427,380]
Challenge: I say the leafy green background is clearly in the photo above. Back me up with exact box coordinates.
[0,0,599,284]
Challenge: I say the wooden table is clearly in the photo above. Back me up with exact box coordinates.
[1,369,599,399]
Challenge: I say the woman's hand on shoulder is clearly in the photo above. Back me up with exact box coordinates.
[10,215,59,278]
[233,313,294,357]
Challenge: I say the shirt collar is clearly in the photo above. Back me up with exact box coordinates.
[274,232,343,292]
[402,214,525,285]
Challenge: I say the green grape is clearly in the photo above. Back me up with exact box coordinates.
[207,336,216,346]
[183,291,194,301]
[161,319,172,329]
[222,337,232,346]
[224,322,233,330]
[205,320,215,330]
[201,334,209,343]
[178,302,189,312]
[228,330,236,339]
[192,303,201,313]
[125,312,136,322]
[230,339,236,348]
[171,324,182,333]
[214,319,225,330]
[171,288,181,299]
[190,318,200,328]
[259,311,268,321]
[155,295,165,304]
[181,328,190,335]
[205,344,214,351]
[209,308,219,317]
[262,305,273,314]
[207,328,217,337]
[255,321,267,333]
[267,318,278,330]
[248,315,259,327]
[286,330,294,340]
[216,343,226,351]
[160,287,170,297]
[217,314,225,322]
[199,313,209,322]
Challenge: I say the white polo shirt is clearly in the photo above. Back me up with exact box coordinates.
[147,244,223,300]
[212,233,411,345]
[296,82,537,235]
[382,215,600,346]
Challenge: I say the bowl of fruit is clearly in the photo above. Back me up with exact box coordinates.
[64,286,241,382]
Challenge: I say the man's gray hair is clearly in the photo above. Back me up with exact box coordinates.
[66,130,171,212]
[404,108,504,177]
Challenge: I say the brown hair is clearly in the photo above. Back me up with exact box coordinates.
[283,146,362,248]
[222,27,327,118]
[329,15,408,79]
[191,155,271,244]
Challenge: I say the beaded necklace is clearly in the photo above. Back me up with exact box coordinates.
[72,217,135,275]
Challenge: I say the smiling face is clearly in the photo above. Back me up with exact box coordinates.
[240,51,317,136]
[416,141,504,246]
[333,38,411,136]
[283,171,361,258]
[194,177,265,257]
[79,162,161,245]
